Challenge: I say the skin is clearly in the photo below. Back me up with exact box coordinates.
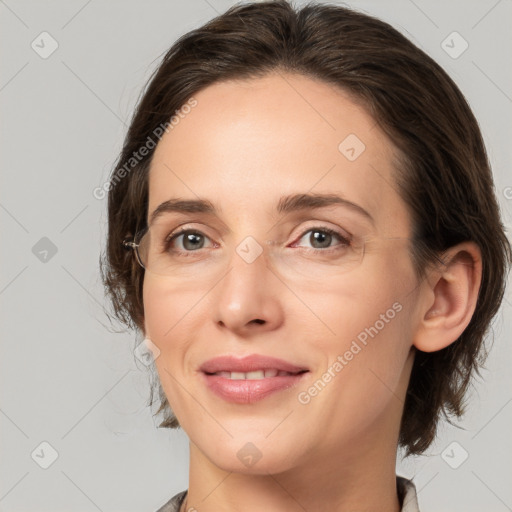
[142,72,482,512]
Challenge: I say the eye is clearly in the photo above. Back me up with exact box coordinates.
[165,228,215,253]
[291,226,351,251]
[163,225,352,256]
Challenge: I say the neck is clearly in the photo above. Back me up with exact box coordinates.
[184,428,401,512]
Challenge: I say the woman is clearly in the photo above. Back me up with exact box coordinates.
[101,1,511,511]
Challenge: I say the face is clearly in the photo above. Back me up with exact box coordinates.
[143,72,422,475]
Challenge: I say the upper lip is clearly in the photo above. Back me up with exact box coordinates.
[200,354,309,374]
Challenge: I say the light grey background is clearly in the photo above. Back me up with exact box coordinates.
[1,1,511,511]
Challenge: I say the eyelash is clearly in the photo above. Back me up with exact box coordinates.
[164,226,352,257]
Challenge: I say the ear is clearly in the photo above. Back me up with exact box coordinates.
[413,241,482,353]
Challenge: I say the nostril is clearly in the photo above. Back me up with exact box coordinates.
[251,319,265,325]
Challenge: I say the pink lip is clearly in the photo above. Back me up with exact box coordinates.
[200,354,308,374]
[200,354,309,404]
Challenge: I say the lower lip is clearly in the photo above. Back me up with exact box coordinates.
[203,373,308,404]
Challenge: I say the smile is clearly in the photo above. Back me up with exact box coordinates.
[209,369,301,379]
[200,354,310,404]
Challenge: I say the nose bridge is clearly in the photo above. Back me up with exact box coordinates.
[223,233,273,291]
[235,234,268,266]
[212,232,282,331]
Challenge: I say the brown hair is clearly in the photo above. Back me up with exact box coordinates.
[100,0,511,455]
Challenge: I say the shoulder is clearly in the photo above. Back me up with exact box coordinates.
[397,476,420,512]
[154,490,188,512]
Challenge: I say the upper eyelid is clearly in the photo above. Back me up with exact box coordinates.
[156,209,360,234]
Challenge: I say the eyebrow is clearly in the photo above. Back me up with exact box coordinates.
[149,193,374,226]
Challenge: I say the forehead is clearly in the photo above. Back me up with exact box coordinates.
[147,72,412,236]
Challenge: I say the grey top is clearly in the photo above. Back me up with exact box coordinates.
[155,476,420,511]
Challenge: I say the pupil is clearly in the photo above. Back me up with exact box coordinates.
[184,233,203,250]
[311,231,331,248]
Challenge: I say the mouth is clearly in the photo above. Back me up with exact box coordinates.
[200,354,309,404]
[206,369,306,380]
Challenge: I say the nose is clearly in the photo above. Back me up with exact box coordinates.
[212,237,284,336]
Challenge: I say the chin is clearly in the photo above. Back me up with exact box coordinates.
[198,434,303,475]
[211,450,298,476]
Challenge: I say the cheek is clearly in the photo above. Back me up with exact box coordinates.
[142,276,196,424]
[317,280,410,393]
[308,255,415,383]
[142,273,218,384]
[319,260,415,406]
[142,274,205,341]
[307,249,415,341]
[142,279,171,340]
[141,276,195,390]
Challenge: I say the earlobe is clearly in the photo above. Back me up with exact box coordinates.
[413,242,482,353]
